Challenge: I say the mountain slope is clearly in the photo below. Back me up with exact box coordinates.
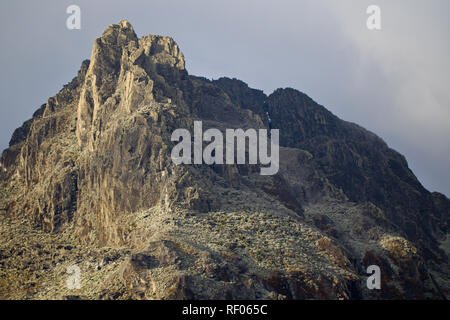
[0,21,448,300]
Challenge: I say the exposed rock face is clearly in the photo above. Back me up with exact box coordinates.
[0,21,448,300]
[267,88,447,237]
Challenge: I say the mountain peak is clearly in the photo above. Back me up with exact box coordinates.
[0,21,448,300]
[100,20,138,46]
[75,22,187,148]
[118,19,133,29]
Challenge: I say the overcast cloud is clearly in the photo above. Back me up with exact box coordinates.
[0,0,449,196]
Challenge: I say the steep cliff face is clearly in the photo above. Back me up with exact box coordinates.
[265,88,448,248]
[0,21,448,300]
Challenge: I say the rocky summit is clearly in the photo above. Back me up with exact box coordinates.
[0,20,448,300]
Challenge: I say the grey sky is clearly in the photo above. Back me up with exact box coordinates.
[1,0,449,196]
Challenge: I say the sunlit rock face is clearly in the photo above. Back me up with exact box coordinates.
[0,21,448,300]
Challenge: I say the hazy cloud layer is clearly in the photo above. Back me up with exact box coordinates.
[0,0,448,196]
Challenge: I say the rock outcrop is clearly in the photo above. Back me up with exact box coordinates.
[0,20,448,300]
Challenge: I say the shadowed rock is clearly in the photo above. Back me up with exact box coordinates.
[0,20,448,300]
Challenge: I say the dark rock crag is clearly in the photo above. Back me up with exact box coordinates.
[0,21,448,300]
